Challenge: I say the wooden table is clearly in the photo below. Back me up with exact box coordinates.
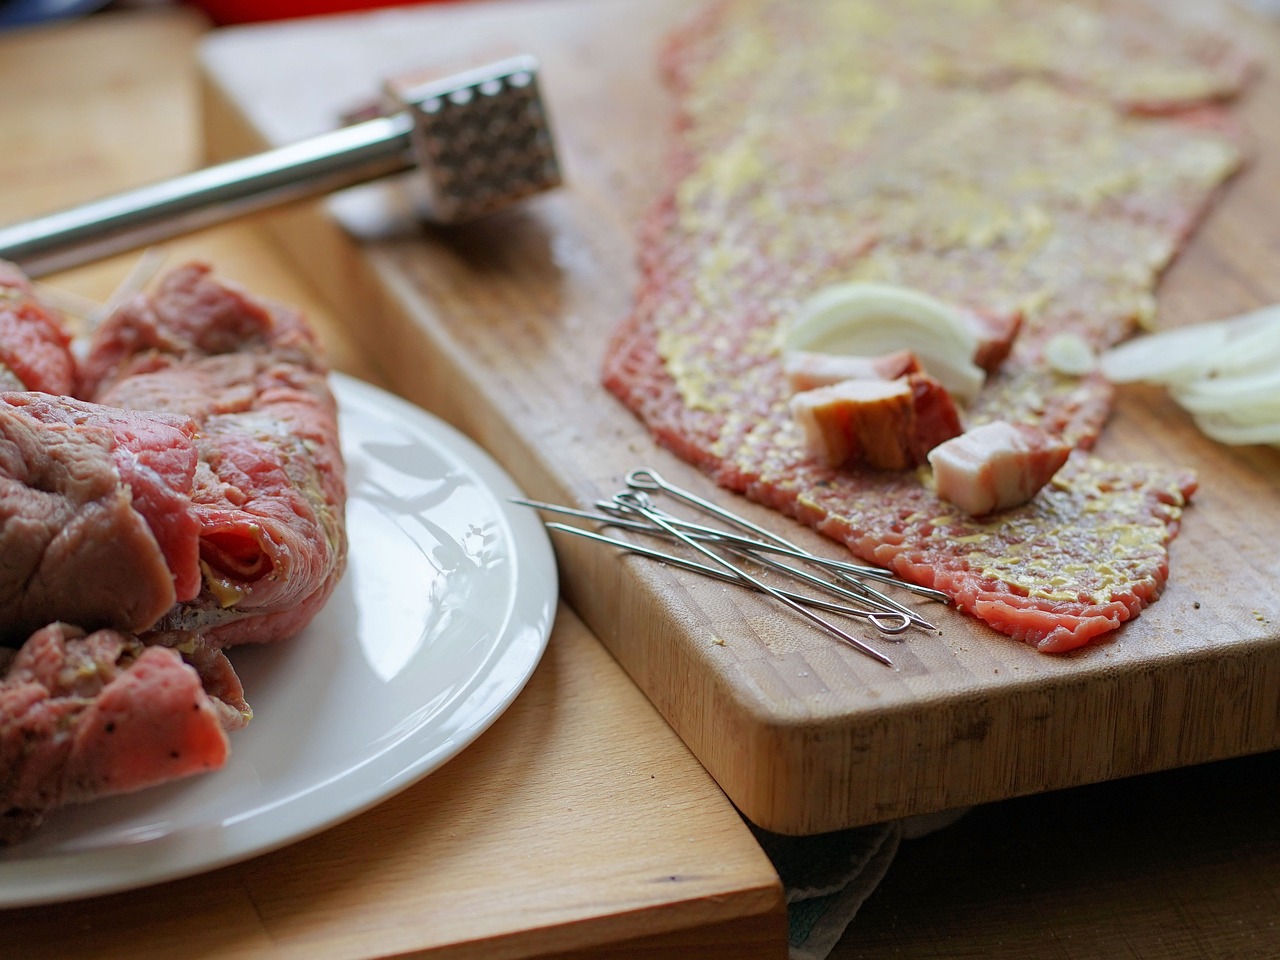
[2,9,1279,960]
[833,750,1280,960]
[0,10,784,958]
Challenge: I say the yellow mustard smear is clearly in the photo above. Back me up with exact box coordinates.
[643,0,1232,607]
[204,571,250,609]
[969,463,1187,603]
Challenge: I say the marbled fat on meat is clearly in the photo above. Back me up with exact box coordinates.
[603,0,1255,651]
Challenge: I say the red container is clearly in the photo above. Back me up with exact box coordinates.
[188,0,453,26]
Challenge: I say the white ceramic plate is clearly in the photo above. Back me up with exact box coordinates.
[0,374,557,908]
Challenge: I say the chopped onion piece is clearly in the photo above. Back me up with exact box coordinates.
[1044,333,1096,376]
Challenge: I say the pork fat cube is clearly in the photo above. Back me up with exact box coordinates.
[928,420,1072,516]
[960,307,1023,374]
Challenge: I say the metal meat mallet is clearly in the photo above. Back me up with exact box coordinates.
[0,55,561,278]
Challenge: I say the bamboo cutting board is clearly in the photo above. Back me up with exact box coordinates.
[199,0,1280,834]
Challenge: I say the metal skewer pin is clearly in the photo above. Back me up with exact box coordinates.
[610,490,894,667]
[590,497,949,607]
[545,523,914,634]
[595,495,937,632]
[512,495,947,605]
[623,468,943,631]
[514,493,943,634]
[0,56,561,277]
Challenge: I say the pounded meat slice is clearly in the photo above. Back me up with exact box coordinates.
[138,359,345,645]
[0,261,76,395]
[0,260,345,842]
[0,623,230,845]
[0,395,199,645]
[5,393,202,602]
[149,632,252,730]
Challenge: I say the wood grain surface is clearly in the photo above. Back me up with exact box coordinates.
[0,11,785,958]
[831,750,1280,960]
[6,9,1280,960]
[198,0,1280,835]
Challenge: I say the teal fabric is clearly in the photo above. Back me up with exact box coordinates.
[749,808,970,959]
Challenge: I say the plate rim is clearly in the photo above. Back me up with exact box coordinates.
[0,373,557,908]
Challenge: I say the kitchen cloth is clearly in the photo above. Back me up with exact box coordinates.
[750,808,970,960]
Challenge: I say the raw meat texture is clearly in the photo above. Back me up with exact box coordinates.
[0,623,232,844]
[78,260,323,399]
[83,263,347,647]
[0,261,76,395]
[0,260,345,841]
[0,394,200,645]
[604,0,1255,651]
[150,631,252,730]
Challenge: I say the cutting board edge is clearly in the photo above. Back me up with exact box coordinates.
[569,547,1280,832]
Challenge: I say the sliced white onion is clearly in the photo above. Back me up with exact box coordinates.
[1192,414,1280,447]
[1097,322,1230,386]
[1198,320,1280,378]
[783,282,986,401]
[1171,367,1280,415]
[1098,303,1280,449]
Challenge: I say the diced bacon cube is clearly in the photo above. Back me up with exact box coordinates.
[792,378,914,469]
[791,373,962,470]
[959,308,1023,374]
[907,372,964,458]
[783,349,922,392]
[928,420,1072,516]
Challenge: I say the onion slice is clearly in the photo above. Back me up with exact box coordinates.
[1191,413,1280,447]
[1172,367,1280,414]
[1098,322,1230,386]
[782,282,986,401]
[1098,304,1280,448]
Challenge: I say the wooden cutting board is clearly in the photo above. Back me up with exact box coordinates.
[199,0,1280,835]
